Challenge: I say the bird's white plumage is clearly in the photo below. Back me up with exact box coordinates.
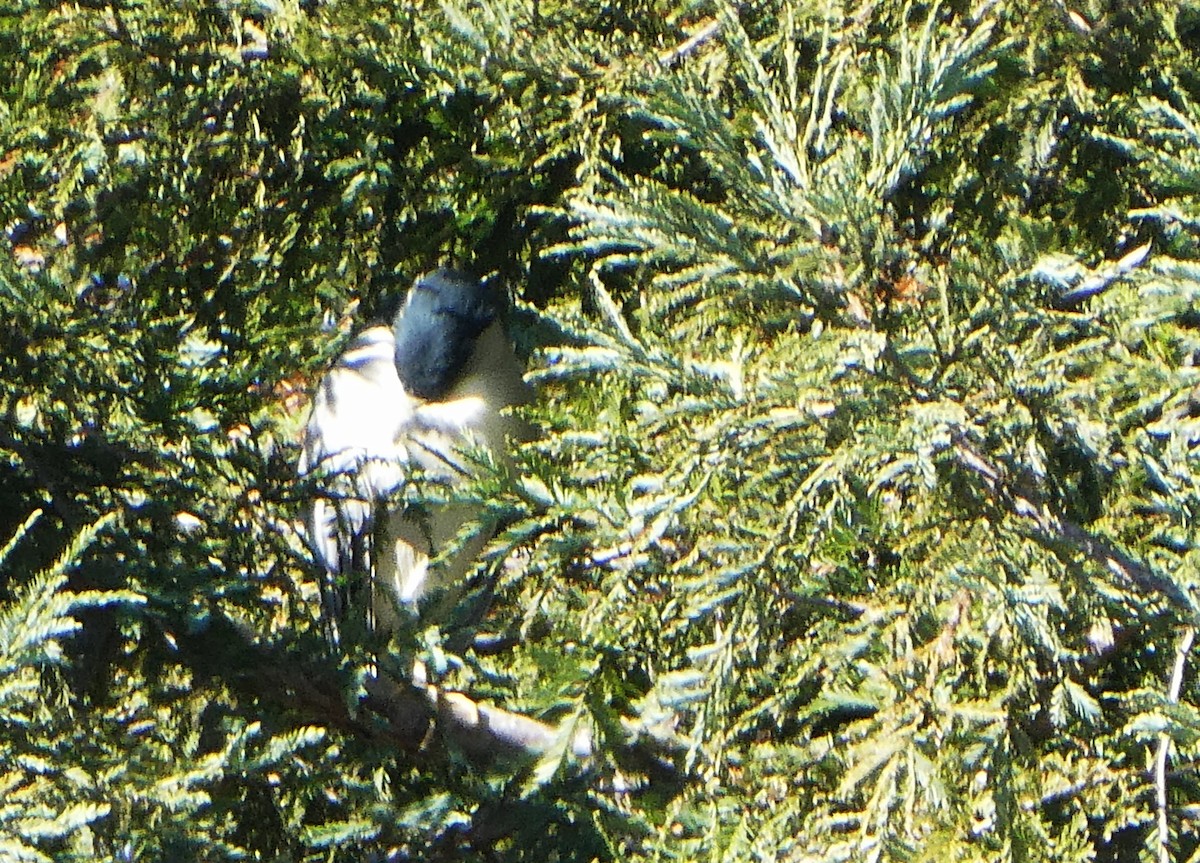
[300,316,529,630]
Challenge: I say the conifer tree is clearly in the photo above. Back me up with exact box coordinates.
[2,0,1200,860]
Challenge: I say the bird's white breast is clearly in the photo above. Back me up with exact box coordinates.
[379,321,531,609]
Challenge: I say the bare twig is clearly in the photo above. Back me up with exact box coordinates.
[1051,242,1151,308]
[658,18,721,67]
[1156,626,1195,863]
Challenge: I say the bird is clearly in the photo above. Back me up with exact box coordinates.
[299,268,530,638]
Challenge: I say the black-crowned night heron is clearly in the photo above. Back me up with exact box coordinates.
[299,268,530,635]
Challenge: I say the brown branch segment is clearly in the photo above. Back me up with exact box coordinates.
[179,612,593,762]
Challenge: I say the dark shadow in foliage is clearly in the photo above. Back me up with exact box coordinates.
[436,793,613,863]
[1094,822,1149,863]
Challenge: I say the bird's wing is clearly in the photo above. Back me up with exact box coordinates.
[301,325,413,604]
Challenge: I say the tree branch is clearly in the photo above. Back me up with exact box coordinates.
[658,18,721,67]
[179,613,585,760]
[951,432,1197,617]
[1156,625,1194,863]
[179,612,676,773]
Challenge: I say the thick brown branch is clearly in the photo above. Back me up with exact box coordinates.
[366,670,593,761]
[179,615,609,765]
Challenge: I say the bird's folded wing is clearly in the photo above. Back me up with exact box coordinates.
[301,324,413,576]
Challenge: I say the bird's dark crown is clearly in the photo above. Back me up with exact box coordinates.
[393,268,498,400]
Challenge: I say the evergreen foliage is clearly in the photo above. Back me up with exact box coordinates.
[3,0,1200,860]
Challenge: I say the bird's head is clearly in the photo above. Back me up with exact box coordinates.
[392,268,499,400]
